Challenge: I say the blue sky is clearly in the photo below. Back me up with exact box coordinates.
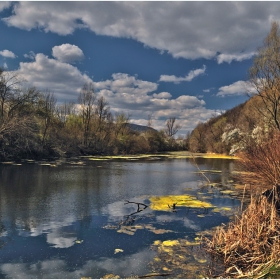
[0,1,278,136]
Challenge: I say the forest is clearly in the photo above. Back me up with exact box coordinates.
[0,71,186,161]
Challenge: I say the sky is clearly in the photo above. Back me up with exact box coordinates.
[0,1,279,136]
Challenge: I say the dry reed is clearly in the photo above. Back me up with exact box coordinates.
[204,194,280,278]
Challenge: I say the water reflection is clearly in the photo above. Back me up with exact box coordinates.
[0,158,239,278]
[0,248,155,279]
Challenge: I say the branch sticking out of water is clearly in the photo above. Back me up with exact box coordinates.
[124,200,148,212]
[190,154,211,185]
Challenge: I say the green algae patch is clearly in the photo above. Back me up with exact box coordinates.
[149,195,213,211]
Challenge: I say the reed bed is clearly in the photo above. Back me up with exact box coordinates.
[204,194,280,278]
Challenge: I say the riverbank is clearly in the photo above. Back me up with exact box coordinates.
[0,151,239,164]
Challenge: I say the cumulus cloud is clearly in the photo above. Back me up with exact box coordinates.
[14,52,214,134]
[159,65,206,83]
[17,53,93,101]
[217,80,252,97]
[94,73,213,134]
[2,2,279,61]
[0,49,16,58]
[52,44,84,63]
[152,92,172,99]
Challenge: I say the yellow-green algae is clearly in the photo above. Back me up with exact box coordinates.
[149,195,213,211]
[150,237,212,278]
[79,151,239,161]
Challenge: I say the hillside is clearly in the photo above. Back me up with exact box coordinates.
[188,95,273,155]
[127,123,157,133]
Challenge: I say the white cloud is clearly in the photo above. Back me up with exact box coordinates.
[0,49,16,58]
[217,52,256,64]
[3,2,279,61]
[17,53,93,101]
[217,80,251,97]
[24,51,36,60]
[52,44,84,63]
[152,92,172,99]
[159,65,206,83]
[0,2,11,12]
[94,73,213,134]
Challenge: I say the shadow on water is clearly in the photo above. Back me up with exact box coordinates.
[0,157,240,278]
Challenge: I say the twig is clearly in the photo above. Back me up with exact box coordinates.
[190,154,211,184]
[137,273,171,278]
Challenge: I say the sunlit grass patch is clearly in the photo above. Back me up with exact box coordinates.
[149,195,213,211]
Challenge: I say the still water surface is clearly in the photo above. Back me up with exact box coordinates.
[0,157,239,278]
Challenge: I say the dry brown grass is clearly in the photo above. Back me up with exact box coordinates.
[204,194,280,278]
[203,131,280,278]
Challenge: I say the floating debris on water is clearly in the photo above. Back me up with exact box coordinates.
[114,248,124,254]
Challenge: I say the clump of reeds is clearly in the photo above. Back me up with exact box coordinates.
[204,194,280,278]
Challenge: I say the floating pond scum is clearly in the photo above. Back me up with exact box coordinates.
[149,195,214,211]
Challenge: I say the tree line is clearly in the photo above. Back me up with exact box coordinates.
[0,69,185,161]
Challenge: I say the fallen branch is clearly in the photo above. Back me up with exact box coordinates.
[124,200,148,212]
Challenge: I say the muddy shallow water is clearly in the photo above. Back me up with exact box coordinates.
[0,157,240,278]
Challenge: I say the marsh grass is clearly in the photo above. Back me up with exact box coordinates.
[204,194,280,278]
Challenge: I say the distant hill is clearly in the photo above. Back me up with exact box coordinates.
[188,95,273,155]
[127,123,157,133]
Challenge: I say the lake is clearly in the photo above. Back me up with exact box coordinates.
[0,156,240,278]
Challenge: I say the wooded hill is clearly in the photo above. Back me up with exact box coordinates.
[188,95,274,155]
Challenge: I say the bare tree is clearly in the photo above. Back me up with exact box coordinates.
[147,114,153,128]
[38,90,57,145]
[0,69,25,120]
[55,102,76,125]
[248,21,280,130]
[78,82,96,146]
[164,117,181,137]
[95,96,111,134]
[114,112,130,137]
